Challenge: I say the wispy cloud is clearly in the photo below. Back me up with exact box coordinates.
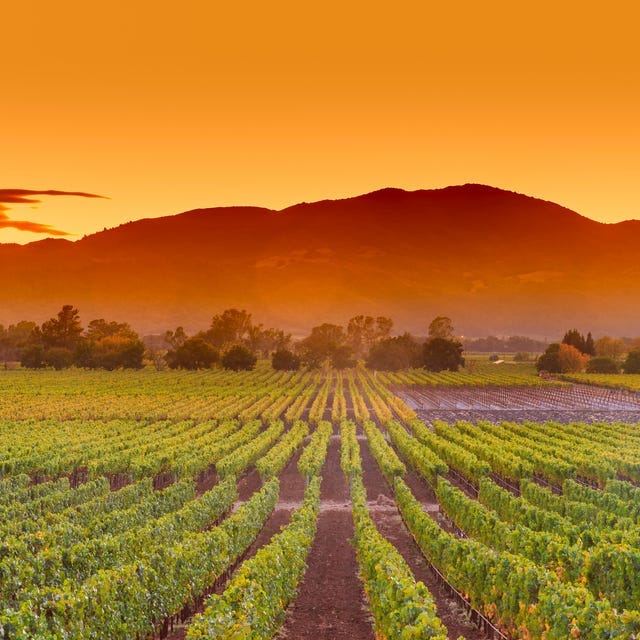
[0,188,108,236]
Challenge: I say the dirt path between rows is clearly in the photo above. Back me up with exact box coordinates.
[359,437,488,640]
[165,450,306,639]
[278,435,375,640]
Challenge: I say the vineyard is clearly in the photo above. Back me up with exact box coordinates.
[2,365,640,639]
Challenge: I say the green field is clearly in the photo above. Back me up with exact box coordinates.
[2,367,640,639]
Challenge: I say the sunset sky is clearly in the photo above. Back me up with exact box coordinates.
[2,1,638,244]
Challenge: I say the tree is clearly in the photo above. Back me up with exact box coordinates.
[558,343,589,373]
[40,305,83,350]
[204,309,253,349]
[428,316,455,340]
[86,319,137,342]
[464,335,547,353]
[623,350,640,374]
[271,348,301,371]
[43,347,75,370]
[20,344,46,369]
[164,326,187,349]
[73,318,145,370]
[19,306,83,369]
[0,321,37,366]
[366,334,421,371]
[347,315,393,358]
[536,343,562,373]
[0,325,6,366]
[87,335,145,370]
[585,332,595,356]
[221,344,257,371]
[375,316,393,341]
[166,338,219,370]
[595,336,626,361]
[586,357,620,374]
[506,335,548,353]
[297,323,346,368]
[473,336,505,353]
[247,325,291,357]
[330,345,356,370]
[422,337,464,372]
[562,329,591,355]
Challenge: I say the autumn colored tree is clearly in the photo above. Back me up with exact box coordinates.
[558,343,589,373]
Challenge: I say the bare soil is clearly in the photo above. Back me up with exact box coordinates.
[237,467,263,501]
[195,465,217,496]
[165,449,305,639]
[277,436,375,640]
[360,439,487,640]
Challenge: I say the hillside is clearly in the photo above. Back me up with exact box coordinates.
[1,184,639,336]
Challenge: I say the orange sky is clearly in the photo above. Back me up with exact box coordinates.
[2,1,638,244]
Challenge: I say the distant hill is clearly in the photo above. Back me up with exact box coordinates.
[1,184,639,337]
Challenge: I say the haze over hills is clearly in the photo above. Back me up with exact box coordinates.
[1,184,639,337]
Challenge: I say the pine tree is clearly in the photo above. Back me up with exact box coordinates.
[585,332,595,356]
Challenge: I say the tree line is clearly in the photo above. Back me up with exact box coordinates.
[536,329,640,374]
[1,307,465,373]
[463,335,548,354]
[4,308,640,375]
[163,311,464,372]
[1,306,146,370]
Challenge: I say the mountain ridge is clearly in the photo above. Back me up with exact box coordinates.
[1,184,638,337]
[3,183,635,251]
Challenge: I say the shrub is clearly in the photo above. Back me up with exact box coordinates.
[586,357,620,374]
[536,343,561,373]
[166,337,219,370]
[624,350,640,374]
[222,344,257,371]
[366,334,421,371]
[271,348,301,371]
[422,338,464,372]
[20,345,46,369]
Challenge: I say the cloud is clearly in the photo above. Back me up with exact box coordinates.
[0,188,108,236]
[0,212,73,236]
